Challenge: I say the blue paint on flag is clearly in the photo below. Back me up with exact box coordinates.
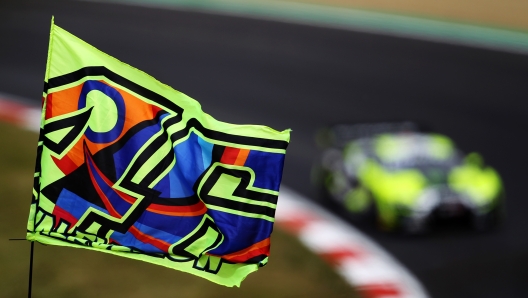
[244,150,285,191]
[56,188,108,219]
[197,135,213,169]
[207,210,273,255]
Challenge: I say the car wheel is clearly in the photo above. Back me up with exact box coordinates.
[400,216,429,235]
[343,186,376,222]
[473,206,501,232]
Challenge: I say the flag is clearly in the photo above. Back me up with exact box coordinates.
[27,18,290,287]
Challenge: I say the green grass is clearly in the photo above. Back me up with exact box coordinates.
[0,121,358,298]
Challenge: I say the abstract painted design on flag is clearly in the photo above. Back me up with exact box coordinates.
[27,19,290,287]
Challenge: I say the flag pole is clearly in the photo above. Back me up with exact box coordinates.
[28,241,34,298]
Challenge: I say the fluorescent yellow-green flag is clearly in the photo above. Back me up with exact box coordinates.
[27,18,290,287]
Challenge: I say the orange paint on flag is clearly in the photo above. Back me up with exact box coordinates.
[234,149,250,166]
[212,238,270,263]
[48,80,164,167]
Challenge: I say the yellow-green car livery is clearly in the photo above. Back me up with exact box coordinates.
[313,123,504,234]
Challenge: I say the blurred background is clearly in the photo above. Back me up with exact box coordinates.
[284,0,528,30]
[1,0,527,297]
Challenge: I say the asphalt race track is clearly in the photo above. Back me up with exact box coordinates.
[1,1,528,297]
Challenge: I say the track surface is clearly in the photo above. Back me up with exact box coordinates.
[1,1,528,297]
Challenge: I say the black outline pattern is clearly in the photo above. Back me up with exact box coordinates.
[30,65,282,275]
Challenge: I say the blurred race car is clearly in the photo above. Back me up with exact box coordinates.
[312,122,504,234]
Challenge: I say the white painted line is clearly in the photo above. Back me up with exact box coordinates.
[0,93,41,132]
